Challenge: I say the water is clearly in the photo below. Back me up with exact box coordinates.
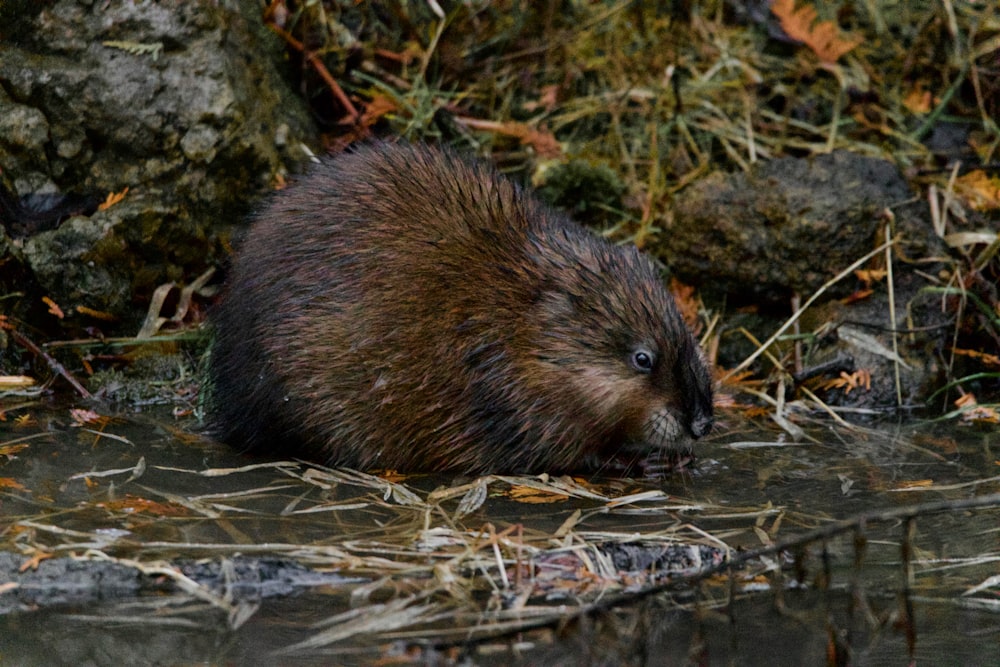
[0,399,997,665]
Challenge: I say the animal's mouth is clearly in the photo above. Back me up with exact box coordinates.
[601,440,697,477]
[596,406,700,476]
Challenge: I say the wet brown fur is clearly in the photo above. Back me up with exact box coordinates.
[209,143,713,474]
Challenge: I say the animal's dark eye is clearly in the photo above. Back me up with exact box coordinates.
[630,348,655,373]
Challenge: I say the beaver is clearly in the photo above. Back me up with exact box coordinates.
[208,142,713,474]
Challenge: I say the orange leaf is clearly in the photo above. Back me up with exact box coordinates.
[771,0,862,64]
[97,494,189,516]
[377,469,409,484]
[42,296,64,319]
[669,278,703,331]
[952,348,1000,368]
[457,117,562,158]
[97,187,129,211]
[964,405,1000,424]
[902,84,933,114]
[841,288,873,304]
[954,393,977,408]
[954,394,1000,424]
[19,552,54,572]
[854,269,887,286]
[820,369,871,394]
[0,477,27,491]
[359,93,399,128]
[954,170,1000,211]
[76,305,118,321]
[70,408,104,425]
[506,485,568,504]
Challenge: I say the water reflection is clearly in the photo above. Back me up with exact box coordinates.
[0,401,997,665]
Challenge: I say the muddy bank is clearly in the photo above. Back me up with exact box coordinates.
[1,1,997,414]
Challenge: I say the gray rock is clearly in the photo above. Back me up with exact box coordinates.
[666,151,938,300]
[665,151,952,410]
[0,0,317,326]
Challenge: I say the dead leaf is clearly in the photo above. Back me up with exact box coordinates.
[14,413,36,427]
[377,469,409,484]
[912,434,958,455]
[902,84,933,114]
[841,288,873,304]
[0,477,27,491]
[97,494,189,516]
[76,305,118,321]
[771,0,862,64]
[854,269,887,286]
[70,408,105,426]
[506,484,568,504]
[952,348,1000,368]
[957,397,1000,424]
[670,278,703,332]
[97,187,129,211]
[523,84,560,113]
[42,296,64,319]
[136,267,215,338]
[892,479,934,490]
[360,93,399,128]
[954,170,1000,211]
[136,282,177,338]
[19,552,54,572]
[0,375,36,390]
[955,393,977,409]
[821,369,872,394]
[456,117,562,158]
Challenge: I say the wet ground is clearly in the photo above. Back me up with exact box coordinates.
[0,400,997,665]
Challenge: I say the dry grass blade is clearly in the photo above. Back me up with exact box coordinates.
[726,237,897,378]
[68,457,145,481]
[276,594,449,653]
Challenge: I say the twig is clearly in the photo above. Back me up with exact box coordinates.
[3,326,92,399]
[724,237,897,380]
[427,492,1000,649]
[264,23,359,121]
[884,216,903,407]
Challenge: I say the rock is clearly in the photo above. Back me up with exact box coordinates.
[22,213,130,312]
[0,0,317,329]
[666,151,941,301]
[665,151,954,410]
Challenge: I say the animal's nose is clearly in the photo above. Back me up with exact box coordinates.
[689,415,713,438]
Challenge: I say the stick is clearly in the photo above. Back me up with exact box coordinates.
[4,327,93,399]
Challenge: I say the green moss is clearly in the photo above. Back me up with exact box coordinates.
[535,160,626,227]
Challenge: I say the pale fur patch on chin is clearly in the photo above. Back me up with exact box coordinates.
[642,407,687,450]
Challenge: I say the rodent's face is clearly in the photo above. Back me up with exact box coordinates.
[531,283,714,457]
[605,333,712,454]
[622,334,714,450]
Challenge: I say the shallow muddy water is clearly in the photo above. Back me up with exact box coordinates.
[0,399,997,665]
